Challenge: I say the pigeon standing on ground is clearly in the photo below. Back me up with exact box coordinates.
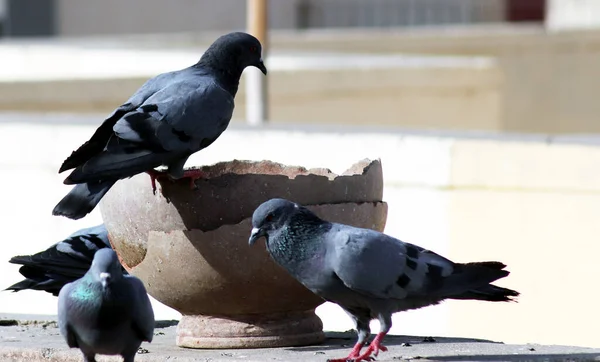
[5,224,122,296]
[58,248,154,362]
[249,199,520,362]
[53,31,267,220]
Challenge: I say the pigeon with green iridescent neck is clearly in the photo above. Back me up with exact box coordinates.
[249,198,520,362]
[58,249,154,362]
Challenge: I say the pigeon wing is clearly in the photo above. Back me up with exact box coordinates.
[6,224,111,295]
[113,78,234,153]
[127,276,155,342]
[57,282,79,348]
[328,226,456,300]
[66,79,233,184]
[59,72,176,173]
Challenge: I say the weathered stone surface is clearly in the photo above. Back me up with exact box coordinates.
[176,311,325,349]
[100,159,383,268]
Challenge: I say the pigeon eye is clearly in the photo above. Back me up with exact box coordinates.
[265,213,274,222]
[249,45,257,53]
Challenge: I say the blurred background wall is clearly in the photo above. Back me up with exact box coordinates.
[2,0,600,135]
[0,0,540,36]
[1,0,599,350]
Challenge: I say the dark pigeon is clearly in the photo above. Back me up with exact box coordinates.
[58,248,154,362]
[249,198,520,362]
[53,31,267,220]
[5,224,120,296]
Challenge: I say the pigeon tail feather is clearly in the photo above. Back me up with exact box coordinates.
[439,261,519,302]
[451,284,520,302]
[52,180,116,220]
[426,260,512,298]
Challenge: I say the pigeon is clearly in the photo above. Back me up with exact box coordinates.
[52,31,267,220]
[249,199,520,362]
[5,224,123,296]
[58,248,154,362]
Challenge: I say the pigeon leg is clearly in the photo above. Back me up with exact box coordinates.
[145,169,169,195]
[146,168,205,194]
[354,332,388,361]
[82,352,97,362]
[353,313,391,360]
[181,168,205,190]
[122,352,136,362]
[328,317,371,362]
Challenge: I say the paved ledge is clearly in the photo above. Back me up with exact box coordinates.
[0,315,599,362]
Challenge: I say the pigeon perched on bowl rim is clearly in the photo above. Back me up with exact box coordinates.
[52,31,267,220]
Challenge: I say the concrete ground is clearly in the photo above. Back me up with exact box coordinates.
[1,314,599,362]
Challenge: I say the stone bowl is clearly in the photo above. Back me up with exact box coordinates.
[99,159,387,349]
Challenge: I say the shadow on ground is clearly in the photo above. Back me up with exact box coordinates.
[288,331,498,352]
[424,353,600,362]
[287,332,600,362]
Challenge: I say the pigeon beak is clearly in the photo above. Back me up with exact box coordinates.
[100,272,111,288]
[256,59,267,75]
[249,227,266,246]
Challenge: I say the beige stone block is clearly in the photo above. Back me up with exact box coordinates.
[0,61,502,133]
[235,66,502,130]
[446,190,600,347]
[450,139,600,191]
[271,28,600,134]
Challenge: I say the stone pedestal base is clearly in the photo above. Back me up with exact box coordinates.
[176,310,325,349]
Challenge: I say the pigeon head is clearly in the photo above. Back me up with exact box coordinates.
[200,32,267,77]
[249,198,300,246]
[89,248,123,289]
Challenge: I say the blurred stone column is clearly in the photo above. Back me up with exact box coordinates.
[246,0,269,126]
[546,0,600,31]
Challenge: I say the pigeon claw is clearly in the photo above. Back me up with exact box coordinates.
[327,341,366,362]
[181,168,204,190]
[146,169,169,196]
[146,168,204,195]
[326,356,374,362]
[354,347,379,361]
[354,333,388,361]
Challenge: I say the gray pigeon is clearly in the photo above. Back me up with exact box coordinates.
[53,31,267,220]
[5,224,123,296]
[249,198,519,362]
[58,248,154,362]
